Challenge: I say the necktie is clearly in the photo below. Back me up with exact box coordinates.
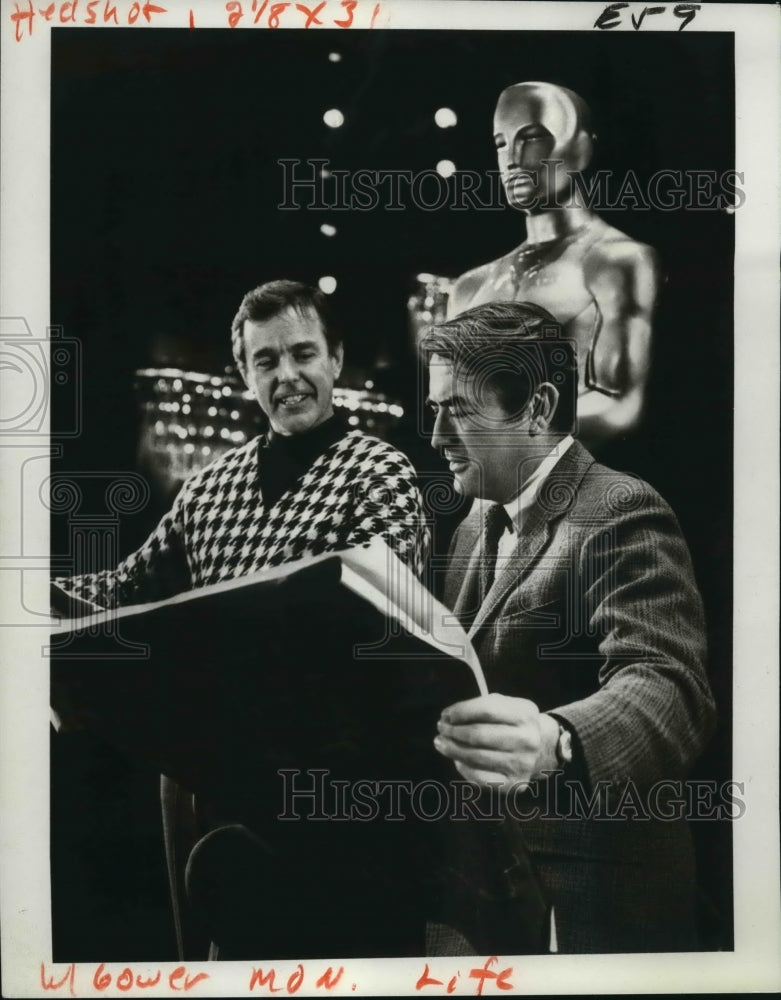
[480,503,511,603]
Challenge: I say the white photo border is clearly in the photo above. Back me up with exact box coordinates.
[1,1,779,995]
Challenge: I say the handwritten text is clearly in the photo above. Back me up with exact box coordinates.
[9,0,383,40]
[594,3,700,31]
[40,963,210,996]
[416,957,516,996]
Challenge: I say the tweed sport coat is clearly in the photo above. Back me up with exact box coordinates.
[442,440,717,953]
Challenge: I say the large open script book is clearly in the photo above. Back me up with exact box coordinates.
[50,541,550,956]
[50,539,485,798]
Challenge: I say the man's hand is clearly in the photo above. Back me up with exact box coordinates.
[433,693,560,790]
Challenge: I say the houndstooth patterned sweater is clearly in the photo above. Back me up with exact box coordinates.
[54,429,429,611]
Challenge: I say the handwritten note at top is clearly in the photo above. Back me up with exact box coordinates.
[9,0,384,41]
[9,0,707,41]
[594,3,701,31]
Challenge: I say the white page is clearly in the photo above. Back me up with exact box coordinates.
[341,538,488,693]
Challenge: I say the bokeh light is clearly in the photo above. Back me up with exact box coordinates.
[436,159,456,178]
[434,107,458,128]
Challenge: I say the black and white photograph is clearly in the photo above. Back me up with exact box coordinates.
[1,1,779,995]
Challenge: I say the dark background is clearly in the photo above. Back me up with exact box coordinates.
[51,27,734,958]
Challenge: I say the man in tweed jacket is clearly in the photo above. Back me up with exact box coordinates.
[423,301,716,953]
[55,281,428,609]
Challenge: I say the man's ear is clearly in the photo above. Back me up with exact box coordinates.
[331,343,344,380]
[529,382,560,432]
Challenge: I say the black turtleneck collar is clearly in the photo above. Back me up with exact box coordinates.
[257,412,347,509]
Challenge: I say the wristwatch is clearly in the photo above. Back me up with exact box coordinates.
[555,723,573,768]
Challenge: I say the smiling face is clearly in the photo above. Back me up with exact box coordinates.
[493,82,593,211]
[427,354,539,504]
[241,306,343,437]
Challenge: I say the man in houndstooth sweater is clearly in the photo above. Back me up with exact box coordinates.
[52,280,432,960]
[54,280,429,609]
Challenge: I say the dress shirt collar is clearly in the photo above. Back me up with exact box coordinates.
[501,435,575,533]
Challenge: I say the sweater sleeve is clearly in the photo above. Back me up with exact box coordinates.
[345,441,430,580]
[52,486,192,611]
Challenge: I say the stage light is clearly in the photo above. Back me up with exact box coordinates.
[434,107,457,129]
[318,276,337,294]
[328,51,342,62]
[320,223,338,237]
[323,108,344,128]
[436,159,456,178]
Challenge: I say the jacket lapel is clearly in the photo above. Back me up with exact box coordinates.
[466,441,595,638]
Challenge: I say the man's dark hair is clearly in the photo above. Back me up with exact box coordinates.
[231,280,341,369]
[420,300,577,433]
